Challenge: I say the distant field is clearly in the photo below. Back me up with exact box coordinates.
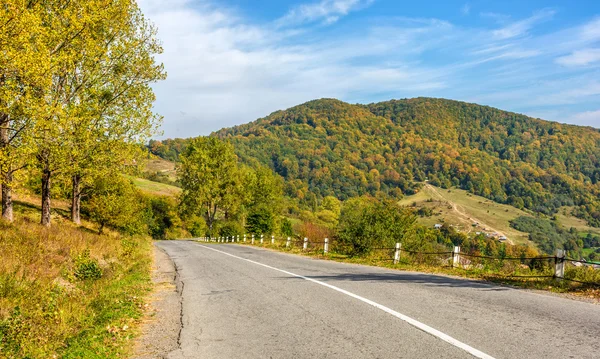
[145,157,177,182]
[400,184,532,245]
[555,207,600,236]
[129,176,181,197]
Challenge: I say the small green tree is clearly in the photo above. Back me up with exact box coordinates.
[83,175,146,234]
[179,137,241,234]
[337,197,417,255]
[246,205,274,235]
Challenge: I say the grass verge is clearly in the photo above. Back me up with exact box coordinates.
[0,216,153,358]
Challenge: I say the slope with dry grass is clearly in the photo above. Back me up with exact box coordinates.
[0,199,153,358]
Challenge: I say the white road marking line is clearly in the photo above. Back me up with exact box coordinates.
[196,244,495,359]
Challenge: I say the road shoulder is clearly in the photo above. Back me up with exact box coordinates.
[132,243,182,358]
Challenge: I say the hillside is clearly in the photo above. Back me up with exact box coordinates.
[211,98,600,227]
[149,98,600,230]
[398,184,532,245]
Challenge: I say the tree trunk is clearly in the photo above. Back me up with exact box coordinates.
[0,113,13,222]
[41,167,52,226]
[1,172,13,222]
[71,174,81,225]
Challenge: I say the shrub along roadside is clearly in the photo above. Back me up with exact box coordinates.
[0,217,153,358]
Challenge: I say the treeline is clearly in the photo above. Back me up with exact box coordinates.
[0,0,165,227]
[179,137,539,262]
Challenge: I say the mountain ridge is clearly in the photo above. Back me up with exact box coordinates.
[150,97,600,228]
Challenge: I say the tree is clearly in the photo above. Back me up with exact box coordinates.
[83,175,146,234]
[179,137,241,234]
[242,165,284,234]
[337,197,417,255]
[63,0,165,224]
[0,1,50,222]
[33,0,164,226]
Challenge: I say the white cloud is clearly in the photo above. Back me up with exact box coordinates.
[565,110,600,127]
[492,9,555,39]
[277,0,374,26]
[137,0,600,136]
[461,3,470,16]
[556,48,600,67]
[582,18,600,41]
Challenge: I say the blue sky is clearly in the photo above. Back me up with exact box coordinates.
[138,0,600,138]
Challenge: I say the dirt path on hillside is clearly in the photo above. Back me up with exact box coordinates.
[131,244,182,358]
[424,184,514,244]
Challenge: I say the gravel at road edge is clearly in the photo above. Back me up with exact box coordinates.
[131,243,182,359]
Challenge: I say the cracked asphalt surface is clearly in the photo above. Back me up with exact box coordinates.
[156,240,600,359]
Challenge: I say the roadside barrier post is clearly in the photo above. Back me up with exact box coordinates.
[244,234,246,242]
[251,234,254,244]
[394,242,401,264]
[554,249,565,280]
[237,235,240,242]
[303,238,308,251]
[271,235,275,244]
[286,237,291,248]
[453,246,461,268]
[324,238,329,254]
[260,234,264,244]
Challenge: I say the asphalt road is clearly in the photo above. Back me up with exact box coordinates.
[156,240,600,359]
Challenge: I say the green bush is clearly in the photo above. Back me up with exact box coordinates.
[217,221,245,237]
[73,250,102,280]
[337,197,417,256]
[246,205,274,235]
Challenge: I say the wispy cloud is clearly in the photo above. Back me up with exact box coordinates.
[492,9,555,39]
[565,109,600,127]
[137,0,600,136]
[461,3,470,16]
[277,0,374,26]
[556,48,600,67]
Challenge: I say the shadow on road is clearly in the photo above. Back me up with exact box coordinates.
[288,272,510,291]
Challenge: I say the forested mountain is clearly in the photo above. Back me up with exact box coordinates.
[151,98,600,227]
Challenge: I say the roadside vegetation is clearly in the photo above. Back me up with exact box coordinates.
[1,1,168,357]
[167,137,598,297]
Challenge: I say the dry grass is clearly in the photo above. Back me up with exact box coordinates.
[128,176,181,198]
[0,200,153,358]
[399,184,532,245]
[144,158,177,182]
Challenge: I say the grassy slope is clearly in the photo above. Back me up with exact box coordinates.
[400,184,600,249]
[145,157,177,182]
[129,177,181,197]
[555,207,600,236]
[399,184,533,245]
[0,196,152,358]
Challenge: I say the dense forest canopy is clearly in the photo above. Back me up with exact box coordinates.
[149,97,600,227]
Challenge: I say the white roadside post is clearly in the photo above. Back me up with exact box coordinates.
[260,234,264,244]
[251,234,255,244]
[303,237,308,251]
[324,238,329,254]
[555,249,565,280]
[271,235,275,245]
[237,235,240,242]
[394,242,401,264]
[453,246,461,268]
[286,237,291,248]
[244,234,247,242]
